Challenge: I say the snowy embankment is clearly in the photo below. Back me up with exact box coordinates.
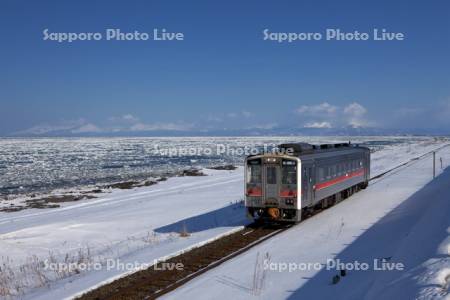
[0,138,448,299]
[164,146,450,300]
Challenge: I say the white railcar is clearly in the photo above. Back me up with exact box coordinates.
[245,142,370,222]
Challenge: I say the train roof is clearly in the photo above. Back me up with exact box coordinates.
[245,142,370,160]
[278,142,369,156]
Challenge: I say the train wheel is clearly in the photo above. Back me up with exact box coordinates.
[360,181,369,189]
[335,192,342,203]
[321,198,328,209]
[341,190,347,199]
[347,188,353,197]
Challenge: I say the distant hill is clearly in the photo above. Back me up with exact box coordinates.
[7,124,450,137]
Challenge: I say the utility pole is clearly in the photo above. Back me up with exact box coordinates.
[433,151,436,179]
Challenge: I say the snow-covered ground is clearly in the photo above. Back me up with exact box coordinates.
[0,137,449,299]
[164,146,450,300]
[0,168,246,299]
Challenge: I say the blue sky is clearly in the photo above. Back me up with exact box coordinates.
[1,0,449,135]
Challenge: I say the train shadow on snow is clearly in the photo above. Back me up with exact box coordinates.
[154,201,250,234]
[287,166,450,300]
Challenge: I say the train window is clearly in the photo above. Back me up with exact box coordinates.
[266,166,277,184]
[282,165,297,184]
[318,167,324,181]
[247,160,262,184]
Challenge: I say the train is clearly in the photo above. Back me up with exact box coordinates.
[245,142,370,222]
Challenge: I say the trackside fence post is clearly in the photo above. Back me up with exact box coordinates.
[433,151,436,179]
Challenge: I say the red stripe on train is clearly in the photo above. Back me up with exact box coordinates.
[280,189,297,197]
[247,187,262,196]
[314,169,365,191]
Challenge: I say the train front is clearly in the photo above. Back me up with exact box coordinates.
[245,154,301,222]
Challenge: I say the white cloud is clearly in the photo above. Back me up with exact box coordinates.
[109,114,140,124]
[242,110,253,118]
[207,115,223,122]
[303,121,332,129]
[130,122,194,131]
[295,101,370,128]
[344,102,367,116]
[223,111,254,119]
[107,114,197,132]
[247,123,278,130]
[122,114,140,123]
[344,102,368,128]
[296,102,338,115]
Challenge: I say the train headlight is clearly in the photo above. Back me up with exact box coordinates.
[256,209,264,216]
[285,198,295,205]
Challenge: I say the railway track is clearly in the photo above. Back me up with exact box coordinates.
[77,223,291,300]
[77,143,450,300]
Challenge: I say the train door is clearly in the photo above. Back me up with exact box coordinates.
[302,165,313,206]
[264,164,278,200]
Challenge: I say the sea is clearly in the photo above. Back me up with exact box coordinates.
[0,136,435,198]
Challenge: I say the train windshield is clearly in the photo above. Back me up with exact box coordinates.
[266,166,277,184]
[247,159,262,184]
[282,160,297,184]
